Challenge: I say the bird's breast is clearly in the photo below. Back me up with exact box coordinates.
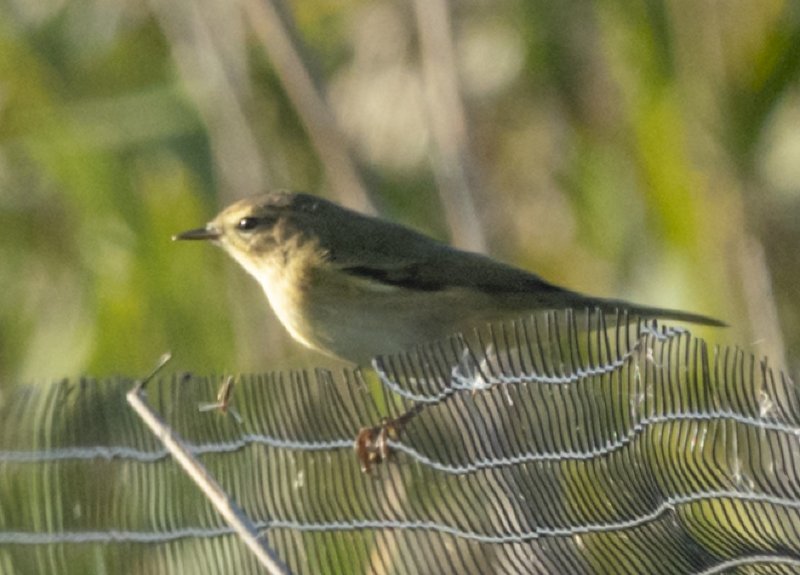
[254,261,514,364]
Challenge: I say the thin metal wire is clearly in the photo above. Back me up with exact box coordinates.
[1,311,798,574]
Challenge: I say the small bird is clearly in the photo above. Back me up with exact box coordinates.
[174,191,723,365]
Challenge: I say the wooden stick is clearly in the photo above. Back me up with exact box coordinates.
[127,354,291,575]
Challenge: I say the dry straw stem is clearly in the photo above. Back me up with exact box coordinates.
[244,0,374,214]
[413,0,487,253]
[126,354,291,575]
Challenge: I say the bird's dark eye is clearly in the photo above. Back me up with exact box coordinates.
[237,217,259,232]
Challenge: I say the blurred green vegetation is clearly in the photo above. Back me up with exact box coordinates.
[0,0,798,386]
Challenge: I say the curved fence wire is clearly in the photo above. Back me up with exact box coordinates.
[0,311,798,574]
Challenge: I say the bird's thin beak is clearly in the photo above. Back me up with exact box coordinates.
[172,226,221,241]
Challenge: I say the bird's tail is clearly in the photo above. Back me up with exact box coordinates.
[586,296,726,327]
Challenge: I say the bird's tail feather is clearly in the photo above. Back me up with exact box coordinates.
[588,297,726,327]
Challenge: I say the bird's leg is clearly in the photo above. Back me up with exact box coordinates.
[354,402,425,473]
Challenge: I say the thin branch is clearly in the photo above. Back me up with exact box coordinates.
[413,0,486,252]
[739,235,787,370]
[149,0,269,201]
[244,0,374,214]
[127,355,291,575]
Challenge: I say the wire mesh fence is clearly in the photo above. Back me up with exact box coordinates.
[1,311,798,574]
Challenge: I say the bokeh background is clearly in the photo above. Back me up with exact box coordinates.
[1,0,798,386]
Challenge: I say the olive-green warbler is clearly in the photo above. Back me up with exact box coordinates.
[174,191,723,364]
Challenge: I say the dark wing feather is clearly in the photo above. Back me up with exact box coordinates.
[339,245,568,296]
[306,197,724,326]
[341,264,445,291]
